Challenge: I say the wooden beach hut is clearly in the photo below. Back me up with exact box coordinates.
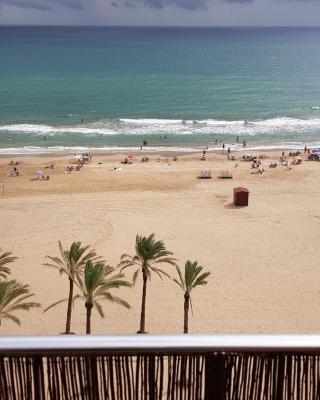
[233,187,249,207]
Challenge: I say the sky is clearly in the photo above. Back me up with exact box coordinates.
[1,0,320,26]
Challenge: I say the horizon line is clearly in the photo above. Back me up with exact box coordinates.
[1,24,320,28]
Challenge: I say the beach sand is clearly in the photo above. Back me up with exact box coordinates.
[1,150,320,335]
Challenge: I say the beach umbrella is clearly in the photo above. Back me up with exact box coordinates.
[35,170,43,175]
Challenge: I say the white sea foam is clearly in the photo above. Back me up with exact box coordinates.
[1,142,320,155]
[2,117,320,138]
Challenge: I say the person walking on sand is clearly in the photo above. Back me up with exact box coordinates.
[243,140,246,147]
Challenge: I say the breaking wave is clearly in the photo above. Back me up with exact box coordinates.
[2,117,320,137]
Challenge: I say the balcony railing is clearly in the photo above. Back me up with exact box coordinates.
[1,334,320,399]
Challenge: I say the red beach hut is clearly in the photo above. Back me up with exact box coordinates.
[233,187,249,207]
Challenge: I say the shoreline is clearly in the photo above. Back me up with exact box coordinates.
[0,146,309,159]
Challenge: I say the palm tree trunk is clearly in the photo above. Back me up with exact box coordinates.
[85,302,93,334]
[184,293,190,334]
[65,277,74,334]
[138,270,147,333]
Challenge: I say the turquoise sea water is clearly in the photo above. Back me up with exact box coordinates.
[1,26,320,154]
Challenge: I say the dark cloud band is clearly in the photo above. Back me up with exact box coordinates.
[1,0,253,11]
[0,0,85,10]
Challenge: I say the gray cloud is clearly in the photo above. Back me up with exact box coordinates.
[124,1,136,7]
[223,0,253,3]
[1,0,253,12]
[115,0,208,10]
[45,0,84,9]
[0,0,85,9]
[119,0,250,11]
[146,0,207,9]
[0,0,51,9]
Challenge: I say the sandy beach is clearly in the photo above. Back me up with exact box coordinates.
[1,150,320,335]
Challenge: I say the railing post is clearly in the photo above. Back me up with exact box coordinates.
[205,353,226,400]
[148,355,156,400]
[33,355,45,400]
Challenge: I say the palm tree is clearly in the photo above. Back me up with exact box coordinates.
[75,261,131,334]
[173,261,210,334]
[119,233,176,334]
[0,280,40,326]
[0,249,17,279]
[44,241,98,334]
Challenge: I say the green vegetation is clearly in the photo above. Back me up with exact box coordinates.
[0,249,40,327]
[44,241,98,334]
[74,261,131,334]
[0,236,210,334]
[119,233,176,333]
[173,261,210,333]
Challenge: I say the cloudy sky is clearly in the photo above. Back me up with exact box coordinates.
[1,0,320,26]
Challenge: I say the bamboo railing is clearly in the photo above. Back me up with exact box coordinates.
[1,334,320,399]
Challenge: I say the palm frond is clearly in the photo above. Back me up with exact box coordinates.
[132,268,140,285]
[0,280,40,326]
[0,249,17,279]
[43,298,69,313]
[75,260,131,329]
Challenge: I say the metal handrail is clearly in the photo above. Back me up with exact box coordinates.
[1,334,320,355]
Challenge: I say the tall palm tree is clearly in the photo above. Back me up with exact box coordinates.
[0,249,17,279]
[119,233,176,334]
[44,241,98,334]
[0,280,40,326]
[75,261,131,334]
[173,261,210,334]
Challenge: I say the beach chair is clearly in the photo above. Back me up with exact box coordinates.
[198,170,212,179]
[219,170,233,179]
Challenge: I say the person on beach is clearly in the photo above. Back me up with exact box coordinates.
[304,145,307,154]
[203,149,206,156]
[237,136,239,143]
[243,140,246,147]
[215,139,218,145]
[222,143,225,150]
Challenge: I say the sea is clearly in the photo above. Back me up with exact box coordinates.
[1,26,320,154]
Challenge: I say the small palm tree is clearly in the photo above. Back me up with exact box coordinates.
[44,241,99,334]
[173,261,210,334]
[0,280,40,326]
[0,249,17,279]
[75,261,131,334]
[119,233,176,334]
